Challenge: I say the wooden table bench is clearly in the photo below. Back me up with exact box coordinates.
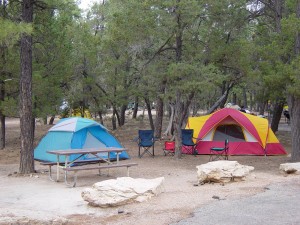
[40,159,103,182]
[43,148,137,187]
[62,162,138,187]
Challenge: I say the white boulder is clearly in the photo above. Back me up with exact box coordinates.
[81,177,165,207]
[196,161,254,184]
[279,162,300,174]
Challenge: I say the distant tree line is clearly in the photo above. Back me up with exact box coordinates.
[0,0,300,173]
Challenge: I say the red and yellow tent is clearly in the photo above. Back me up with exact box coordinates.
[186,108,286,155]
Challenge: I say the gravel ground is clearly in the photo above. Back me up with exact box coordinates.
[173,178,300,225]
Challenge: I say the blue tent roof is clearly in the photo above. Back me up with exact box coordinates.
[34,117,129,163]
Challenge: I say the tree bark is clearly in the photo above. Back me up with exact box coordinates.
[0,109,5,149]
[207,83,233,114]
[112,106,120,128]
[119,104,127,126]
[144,97,154,130]
[0,1,7,149]
[242,88,247,108]
[154,97,164,138]
[98,111,104,125]
[288,95,300,161]
[0,68,5,150]
[49,116,55,125]
[249,91,253,111]
[258,101,266,115]
[270,100,284,133]
[274,0,283,33]
[163,103,175,137]
[174,91,184,158]
[288,1,300,162]
[132,96,138,119]
[19,0,34,174]
[154,79,166,138]
[232,92,237,105]
[173,0,185,158]
[112,111,117,130]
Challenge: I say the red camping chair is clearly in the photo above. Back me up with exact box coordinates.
[163,141,175,156]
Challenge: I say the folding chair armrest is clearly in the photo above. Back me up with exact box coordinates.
[192,137,201,140]
[192,137,202,144]
[211,147,225,151]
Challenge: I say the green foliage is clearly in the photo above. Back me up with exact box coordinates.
[0,97,18,117]
[287,56,300,96]
[3,0,300,122]
[0,18,32,46]
[30,0,80,118]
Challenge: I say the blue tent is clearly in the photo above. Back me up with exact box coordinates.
[34,117,129,163]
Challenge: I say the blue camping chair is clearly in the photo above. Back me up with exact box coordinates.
[138,130,155,158]
[209,139,229,161]
[181,129,201,155]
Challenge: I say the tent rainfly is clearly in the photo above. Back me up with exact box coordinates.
[34,117,129,163]
[185,108,287,156]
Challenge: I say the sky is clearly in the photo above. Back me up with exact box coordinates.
[78,0,98,10]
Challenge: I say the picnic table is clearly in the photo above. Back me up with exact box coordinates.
[42,147,137,187]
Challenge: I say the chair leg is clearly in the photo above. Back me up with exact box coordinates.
[152,145,154,157]
[225,152,229,160]
[209,150,228,161]
[193,146,198,156]
[139,146,154,158]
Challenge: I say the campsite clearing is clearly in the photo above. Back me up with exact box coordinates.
[0,117,297,225]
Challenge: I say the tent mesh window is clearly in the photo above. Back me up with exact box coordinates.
[213,124,245,142]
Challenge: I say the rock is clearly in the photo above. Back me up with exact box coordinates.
[196,161,254,184]
[279,163,300,174]
[81,177,165,207]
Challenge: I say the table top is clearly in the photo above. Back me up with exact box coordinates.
[47,147,126,156]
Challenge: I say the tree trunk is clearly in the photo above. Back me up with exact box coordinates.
[154,79,166,138]
[132,96,138,119]
[173,1,185,158]
[98,111,104,125]
[242,88,247,108]
[19,0,34,174]
[270,101,284,133]
[258,101,266,115]
[232,92,237,105]
[207,83,233,114]
[0,0,7,149]
[274,0,283,33]
[288,1,300,162]
[144,97,154,130]
[49,115,55,125]
[163,103,175,137]
[174,91,183,158]
[249,91,253,111]
[112,107,120,127]
[0,111,5,149]
[0,80,5,150]
[119,104,127,126]
[154,98,164,138]
[288,95,300,161]
[112,111,117,130]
